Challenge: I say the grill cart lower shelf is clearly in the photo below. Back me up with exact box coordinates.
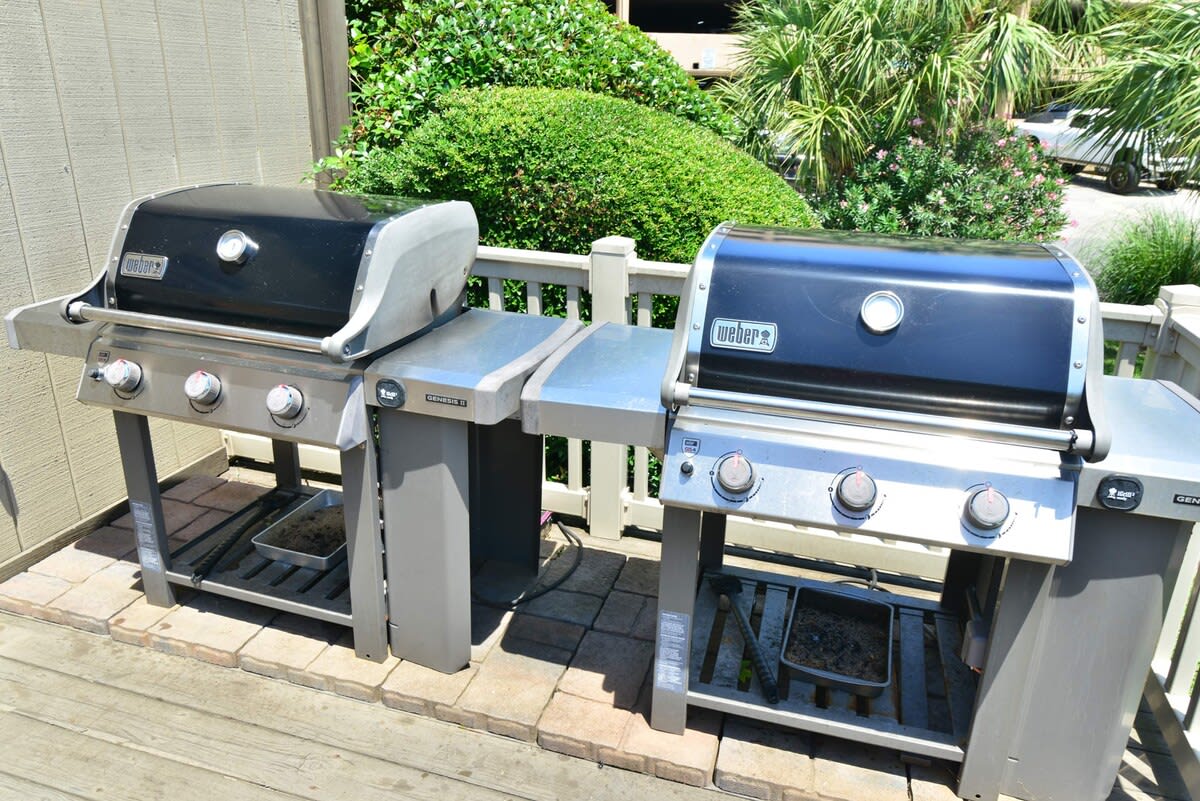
[683,566,974,762]
[165,487,355,626]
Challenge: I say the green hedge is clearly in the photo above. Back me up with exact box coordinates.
[339,87,818,265]
[337,0,730,158]
[810,119,1070,242]
[1095,211,1200,305]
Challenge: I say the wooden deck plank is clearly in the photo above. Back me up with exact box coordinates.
[0,770,89,801]
[0,613,713,801]
[0,658,517,801]
[0,711,303,801]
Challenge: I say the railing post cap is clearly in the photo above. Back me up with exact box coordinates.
[590,236,637,257]
[1158,285,1200,308]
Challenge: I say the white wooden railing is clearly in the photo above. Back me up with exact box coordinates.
[223,240,1200,789]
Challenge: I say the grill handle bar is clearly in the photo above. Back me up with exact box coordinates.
[677,384,1094,456]
[65,302,327,357]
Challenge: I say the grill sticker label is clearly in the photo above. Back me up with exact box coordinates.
[654,610,690,694]
[709,318,777,353]
[425,392,467,408]
[130,500,162,573]
[1175,494,1200,507]
[119,252,168,280]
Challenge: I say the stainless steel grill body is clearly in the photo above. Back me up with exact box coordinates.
[7,184,580,672]
[521,224,1200,801]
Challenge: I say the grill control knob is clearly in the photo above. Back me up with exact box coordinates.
[965,487,1010,530]
[184,371,222,405]
[102,359,143,393]
[715,453,755,494]
[836,470,877,512]
[266,385,304,419]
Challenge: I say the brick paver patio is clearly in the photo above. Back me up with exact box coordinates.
[0,475,1185,801]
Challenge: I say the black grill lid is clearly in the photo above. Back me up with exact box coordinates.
[112,185,441,338]
[680,226,1094,429]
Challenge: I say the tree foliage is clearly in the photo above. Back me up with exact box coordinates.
[328,0,729,170]
[718,0,1117,190]
[337,87,817,264]
[1071,1,1200,186]
[810,118,1069,241]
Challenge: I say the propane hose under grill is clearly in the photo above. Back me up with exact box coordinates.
[471,518,584,610]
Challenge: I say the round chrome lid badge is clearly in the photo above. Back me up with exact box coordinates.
[860,290,904,334]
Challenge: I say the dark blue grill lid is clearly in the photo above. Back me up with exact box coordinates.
[696,227,1080,428]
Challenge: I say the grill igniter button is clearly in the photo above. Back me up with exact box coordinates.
[836,469,877,512]
[266,384,304,419]
[102,359,142,393]
[184,370,221,405]
[715,452,755,493]
[966,486,1010,530]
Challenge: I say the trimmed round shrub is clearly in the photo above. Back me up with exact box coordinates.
[1095,211,1200,305]
[810,119,1069,242]
[339,0,730,156]
[338,87,818,264]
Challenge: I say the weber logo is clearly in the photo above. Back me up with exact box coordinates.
[709,318,777,353]
[1098,475,1143,511]
[426,393,467,408]
[1175,494,1200,507]
[119,252,168,280]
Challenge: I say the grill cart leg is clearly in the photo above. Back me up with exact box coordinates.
[379,411,472,673]
[271,439,302,491]
[341,434,389,662]
[699,512,727,572]
[962,510,1190,801]
[956,559,1053,801]
[113,411,175,607]
[651,506,703,734]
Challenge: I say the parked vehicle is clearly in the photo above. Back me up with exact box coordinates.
[1014,105,1189,195]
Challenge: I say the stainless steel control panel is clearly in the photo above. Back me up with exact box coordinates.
[75,333,362,448]
[659,409,1080,564]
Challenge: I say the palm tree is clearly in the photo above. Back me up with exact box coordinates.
[1070,1,1200,188]
[718,0,1114,190]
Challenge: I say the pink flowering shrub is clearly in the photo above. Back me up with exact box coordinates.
[810,119,1068,241]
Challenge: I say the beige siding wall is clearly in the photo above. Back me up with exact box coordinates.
[0,0,315,563]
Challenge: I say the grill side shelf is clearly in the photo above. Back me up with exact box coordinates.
[686,566,975,762]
